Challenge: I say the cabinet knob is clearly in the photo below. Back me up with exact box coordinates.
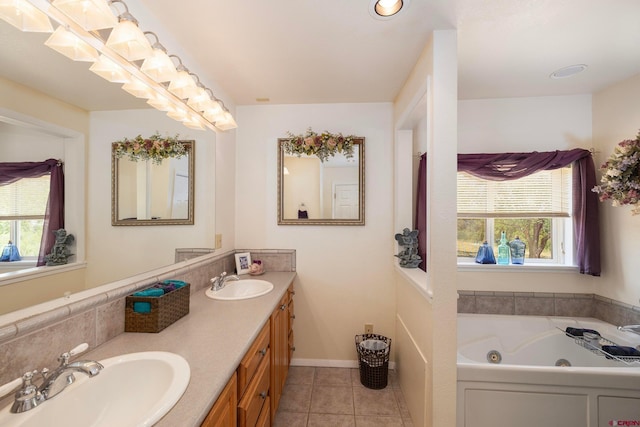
[291,290,296,296]
[280,304,286,310]
[259,391,267,399]
[259,348,267,356]
[291,346,296,352]
[291,314,296,320]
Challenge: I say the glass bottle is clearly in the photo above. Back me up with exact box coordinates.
[497,231,510,265]
[509,236,526,265]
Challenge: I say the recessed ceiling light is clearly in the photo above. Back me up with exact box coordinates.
[369,0,410,20]
[549,64,588,79]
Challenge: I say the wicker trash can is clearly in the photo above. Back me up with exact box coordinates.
[355,334,391,389]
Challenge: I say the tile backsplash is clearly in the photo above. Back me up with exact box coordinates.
[458,290,640,325]
[0,249,295,388]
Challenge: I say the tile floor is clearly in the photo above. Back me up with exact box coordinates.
[274,367,414,427]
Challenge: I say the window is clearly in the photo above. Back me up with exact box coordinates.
[457,167,572,264]
[0,175,50,260]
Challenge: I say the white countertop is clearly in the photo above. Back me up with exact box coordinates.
[81,271,296,427]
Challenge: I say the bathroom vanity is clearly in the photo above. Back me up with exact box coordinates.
[68,271,296,427]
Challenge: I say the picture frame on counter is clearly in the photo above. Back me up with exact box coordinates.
[235,252,251,275]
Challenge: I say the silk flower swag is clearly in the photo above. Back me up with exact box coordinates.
[593,131,640,215]
[285,128,356,162]
[113,133,185,165]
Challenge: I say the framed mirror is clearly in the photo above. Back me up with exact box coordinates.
[278,137,365,225]
[112,140,195,226]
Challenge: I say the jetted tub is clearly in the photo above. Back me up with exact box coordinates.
[457,314,640,427]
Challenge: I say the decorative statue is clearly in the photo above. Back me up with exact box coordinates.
[394,228,422,268]
[44,229,75,266]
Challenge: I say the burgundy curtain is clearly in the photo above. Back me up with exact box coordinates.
[0,159,65,266]
[458,149,600,276]
[416,154,427,272]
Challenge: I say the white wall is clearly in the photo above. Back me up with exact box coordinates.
[457,94,598,295]
[593,73,640,306]
[87,109,218,287]
[235,102,395,363]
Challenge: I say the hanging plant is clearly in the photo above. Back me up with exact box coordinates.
[593,131,640,215]
[284,128,356,162]
[112,133,185,165]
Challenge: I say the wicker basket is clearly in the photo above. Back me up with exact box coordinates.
[355,334,391,389]
[125,283,190,333]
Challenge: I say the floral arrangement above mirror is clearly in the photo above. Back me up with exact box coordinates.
[285,128,357,162]
[593,131,640,215]
[112,133,185,165]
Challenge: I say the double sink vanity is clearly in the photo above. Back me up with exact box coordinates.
[0,270,296,427]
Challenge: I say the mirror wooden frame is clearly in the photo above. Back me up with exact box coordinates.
[277,137,365,226]
[111,140,195,226]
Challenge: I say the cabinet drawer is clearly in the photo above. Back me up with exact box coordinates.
[238,321,270,397]
[238,349,270,427]
[255,396,270,427]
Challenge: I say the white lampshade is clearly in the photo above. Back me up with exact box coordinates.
[166,107,189,122]
[51,0,117,30]
[214,111,237,131]
[186,86,210,112]
[140,47,177,83]
[203,101,225,122]
[44,26,99,62]
[0,0,53,32]
[89,54,130,83]
[182,116,205,130]
[105,16,152,61]
[168,69,198,99]
[121,79,154,98]
[146,93,173,111]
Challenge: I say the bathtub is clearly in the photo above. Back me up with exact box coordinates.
[457,314,640,427]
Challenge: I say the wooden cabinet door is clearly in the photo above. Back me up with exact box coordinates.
[201,373,237,427]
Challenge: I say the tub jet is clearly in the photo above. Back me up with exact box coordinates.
[487,350,502,364]
[555,358,572,367]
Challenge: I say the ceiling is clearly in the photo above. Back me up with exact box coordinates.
[1,0,640,112]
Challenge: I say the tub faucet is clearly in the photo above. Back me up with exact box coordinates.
[210,271,239,291]
[618,324,640,335]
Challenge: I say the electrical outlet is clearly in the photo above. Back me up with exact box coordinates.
[364,323,373,334]
[215,234,222,249]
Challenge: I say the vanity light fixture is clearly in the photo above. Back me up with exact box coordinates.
[44,25,99,61]
[105,0,152,61]
[0,0,53,32]
[51,0,117,31]
[89,54,131,83]
[140,32,178,83]
[0,0,237,131]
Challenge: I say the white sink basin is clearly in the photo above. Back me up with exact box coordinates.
[205,279,274,300]
[0,351,190,427]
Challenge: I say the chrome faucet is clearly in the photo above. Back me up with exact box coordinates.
[210,271,239,291]
[0,343,103,413]
[618,324,640,335]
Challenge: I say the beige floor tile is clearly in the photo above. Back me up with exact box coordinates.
[279,383,312,413]
[393,387,411,419]
[353,387,400,417]
[273,411,308,427]
[355,415,404,426]
[315,367,352,386]
[310,385,355,415]
[287,366,316,385]
[308,413,356,427]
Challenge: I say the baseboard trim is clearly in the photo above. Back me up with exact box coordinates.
[291,358,396,370]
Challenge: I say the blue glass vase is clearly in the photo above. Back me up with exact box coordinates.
[497,231,510,265]
[509,237,526,265]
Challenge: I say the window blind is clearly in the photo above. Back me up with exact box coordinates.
[0,175,50,219]
[457,167,571,218]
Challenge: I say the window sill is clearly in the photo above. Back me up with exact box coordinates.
[457,262,579,273]
[0,262,86,286]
